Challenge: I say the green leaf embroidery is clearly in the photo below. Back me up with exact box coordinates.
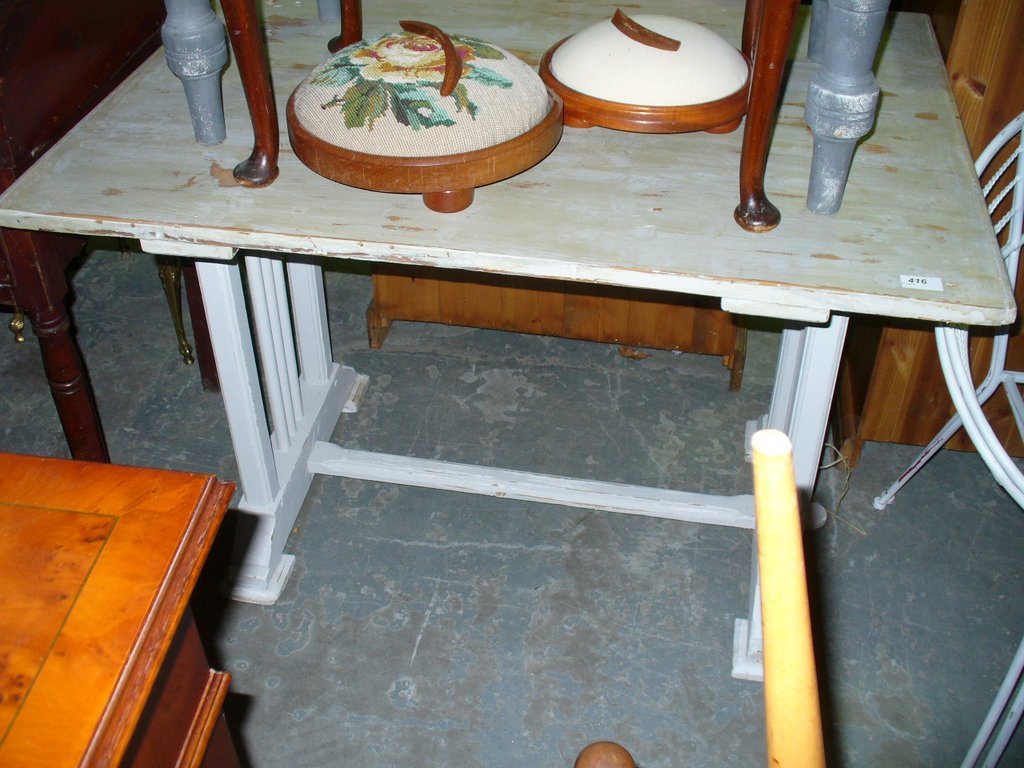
[450,83,477,119]
[311,59,360,89]
[315,33,516,131]
[456,36,506,61]
[464,65,513,89]
[389,82,455,130]
[341,79,388,129]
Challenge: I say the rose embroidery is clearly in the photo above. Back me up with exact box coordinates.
[313,32,512,131]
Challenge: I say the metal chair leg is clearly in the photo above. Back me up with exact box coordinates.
[8,306,26,342]
[961,635,1024,768]
[158,258,195,365]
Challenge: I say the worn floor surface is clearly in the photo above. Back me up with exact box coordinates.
[1,243,1022,767]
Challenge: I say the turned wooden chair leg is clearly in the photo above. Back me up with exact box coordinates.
[219,0,279,187]
[735,0,802,232]
[328,0,363,52]
[33,306,110,462]
[741,0,765,59]
[4,228,109,462]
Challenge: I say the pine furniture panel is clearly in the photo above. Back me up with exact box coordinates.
[368,265,746,389]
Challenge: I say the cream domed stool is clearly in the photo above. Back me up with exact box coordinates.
[287,20,562,212]
[540,10,749,135]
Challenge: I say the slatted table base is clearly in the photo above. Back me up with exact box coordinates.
[183,249,847,681]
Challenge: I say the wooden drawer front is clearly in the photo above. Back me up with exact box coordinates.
[120,611,237,768]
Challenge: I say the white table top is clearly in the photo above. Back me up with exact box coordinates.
[0,0,1013,324]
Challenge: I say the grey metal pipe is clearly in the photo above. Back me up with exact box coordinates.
[317,0,341,23]
[804,0,890,214]
[162,0,229,145]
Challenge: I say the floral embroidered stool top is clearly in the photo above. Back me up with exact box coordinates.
[289,27,551,158]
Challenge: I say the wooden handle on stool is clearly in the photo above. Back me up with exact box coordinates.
[399,20,463,97]
[611,9,680,51]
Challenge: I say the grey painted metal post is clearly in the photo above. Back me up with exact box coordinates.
[807,0,830,64]
[317,0,341,23]
[162,0,229,146]
[804,0,890,214]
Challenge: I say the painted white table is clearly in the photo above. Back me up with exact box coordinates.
[0,0,1012,680]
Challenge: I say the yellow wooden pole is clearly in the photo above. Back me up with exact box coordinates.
[750,429,827,768]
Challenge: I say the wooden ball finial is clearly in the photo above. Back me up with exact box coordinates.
[574,741,637,768]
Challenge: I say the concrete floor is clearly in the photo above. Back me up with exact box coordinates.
[2,242,1022,767]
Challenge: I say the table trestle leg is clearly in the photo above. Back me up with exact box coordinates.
[733,314,849,679]
[196,253,365,604]
[288,260,334,385]
[732,531,765,681]
[245,254,303,448]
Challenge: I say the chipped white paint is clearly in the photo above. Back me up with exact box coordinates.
[308,443,758,529]
[721,297,830,324]
[0,0,1013,681]
[138,238,234,260]
[0,1,1013,326]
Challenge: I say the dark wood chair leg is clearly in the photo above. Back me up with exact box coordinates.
[220,0,279,187]
[741,0,765,59]
[735,0,802,232]
[30,305,110,461]
[329,0,363,52]
[3,229,109,462]
[182,261,220,392]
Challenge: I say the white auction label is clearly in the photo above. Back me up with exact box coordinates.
[900,275,944,291]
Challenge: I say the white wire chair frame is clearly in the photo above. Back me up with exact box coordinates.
[872,111,1024,768]
[873,111,1024,511]
[961,634,1024,768]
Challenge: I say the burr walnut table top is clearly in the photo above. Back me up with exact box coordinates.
[0,454,233,767]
